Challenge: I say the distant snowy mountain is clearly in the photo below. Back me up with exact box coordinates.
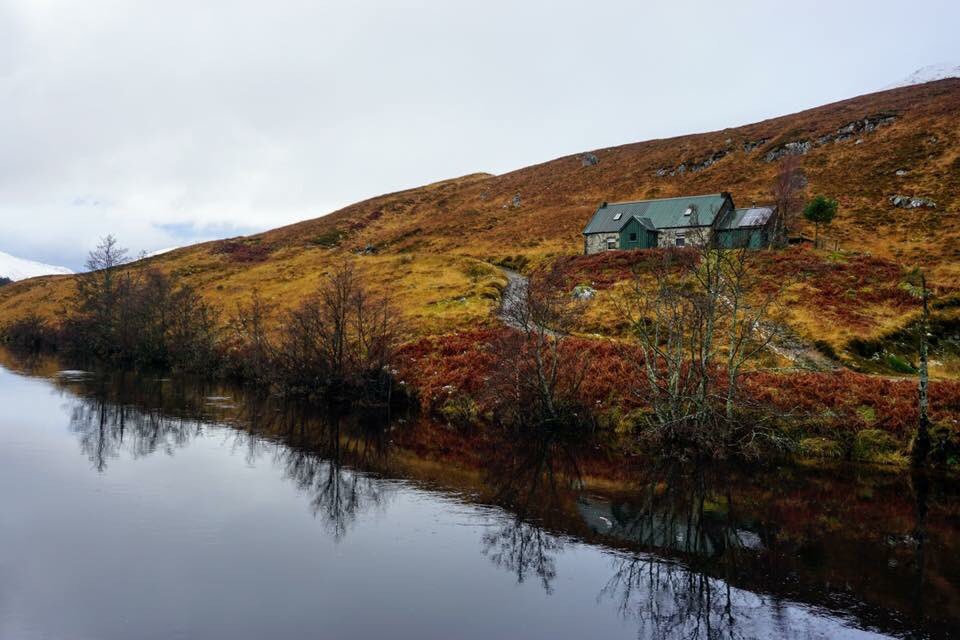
[146,246,178,258]
[0,250,73,281]
[886,63,960,89]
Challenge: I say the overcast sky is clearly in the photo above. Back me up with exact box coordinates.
[1,0,957,270]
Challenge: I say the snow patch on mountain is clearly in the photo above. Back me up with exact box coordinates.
[886,63,960,89]
[0,250,73,281]
[146,246,179,258]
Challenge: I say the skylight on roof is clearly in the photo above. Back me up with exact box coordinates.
[683,206,693,216]
[612,212,622,220]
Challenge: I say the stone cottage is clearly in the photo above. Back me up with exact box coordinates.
[582,192,776,254]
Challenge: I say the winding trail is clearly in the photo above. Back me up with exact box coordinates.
[497,268,528,330]
[757,321,839,371]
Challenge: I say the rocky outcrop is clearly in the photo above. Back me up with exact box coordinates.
[816,113,897,145]
[656,113,895,172]
[742,138,769,152]
[763,140,812,163]
[654,149,729,177]
[761,112,898,162]
[579,153,599,167]
[690,149,730,173]
[890,195,936,209]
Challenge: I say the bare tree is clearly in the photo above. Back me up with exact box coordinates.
[617,243,786,456]
[72,235,133,357]
[718,247,784,425]
[272,261,403,400]
[772,156,806,246]
[490,269,590,428]
[617,249,707,447]
[229,290,275,384]
[903,269,932,467]
[84,234,129,273]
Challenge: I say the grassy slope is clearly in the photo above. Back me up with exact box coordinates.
[2,79,959,362]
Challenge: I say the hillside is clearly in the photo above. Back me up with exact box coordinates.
[2,79,959,371]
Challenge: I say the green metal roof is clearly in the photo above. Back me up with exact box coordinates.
[583,193,730,235]
[717,206,774,230]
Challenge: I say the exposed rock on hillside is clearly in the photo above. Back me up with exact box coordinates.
[763,113,897,162]
[656,148,731,176]
[579,153,599,167]
[743,138,769,153]
[764,140,812,163]
[816,113,897,145]
[890,195,937,209]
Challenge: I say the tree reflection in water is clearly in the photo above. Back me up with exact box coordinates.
[480,427,587,594]
[33,361,957,639]
[261,407,393,541]
[65,375,208,471]
[603,556,746,640]
[590,466,766,639]
[61,373,394,541]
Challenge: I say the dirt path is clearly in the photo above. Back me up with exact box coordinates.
[497,268,528,330]
[759,321,839,371]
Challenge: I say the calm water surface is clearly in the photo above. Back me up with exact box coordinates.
[0,357,957,639]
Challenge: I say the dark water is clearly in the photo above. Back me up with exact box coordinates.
[0,357,958,639]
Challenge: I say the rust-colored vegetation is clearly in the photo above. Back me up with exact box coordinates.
[211,238,274,263]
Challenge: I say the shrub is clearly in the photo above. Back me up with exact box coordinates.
[265,262,404,402]
[463,261,493,283]
[212,239,273,263]
[1,314,59,352]
[885,352,915,374]
[852,428,901,462]
[438,393,481,427]
[310,230,343,248]
[929,423,960,466]
[799,437,843,459]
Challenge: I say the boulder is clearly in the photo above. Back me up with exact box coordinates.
[890,195,936,209]
[571,284,596,300]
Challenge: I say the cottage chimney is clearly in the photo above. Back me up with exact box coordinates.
[600,201,608,208]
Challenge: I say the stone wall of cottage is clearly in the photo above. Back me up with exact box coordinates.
[584,232,620,255]
[587,226,718,254]
[657,227,713,248]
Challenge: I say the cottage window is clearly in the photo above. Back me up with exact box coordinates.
[612,213,622,221]
[629,232,637,241]
[606,238,617,250]
[675,236,686,247]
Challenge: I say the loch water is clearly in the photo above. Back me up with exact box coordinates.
[0,356,957,639]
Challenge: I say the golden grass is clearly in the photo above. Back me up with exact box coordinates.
[1,79,958,371]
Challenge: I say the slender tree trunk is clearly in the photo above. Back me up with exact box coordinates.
[912,273,931,467]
